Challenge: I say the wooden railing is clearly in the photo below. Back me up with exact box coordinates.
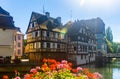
[27,48,66,53]
[27,36,66,43]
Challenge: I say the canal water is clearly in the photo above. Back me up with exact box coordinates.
[0,60,120,79]
[83,60,120,79]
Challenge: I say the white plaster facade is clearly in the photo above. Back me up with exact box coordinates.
[0,29,14,57]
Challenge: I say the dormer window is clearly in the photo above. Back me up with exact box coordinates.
[79,28,82,33]
[30,23,34,28]
[82,29,85,34]
[32,23,34,27]
[34,22,37,27]
[42,31,47,37]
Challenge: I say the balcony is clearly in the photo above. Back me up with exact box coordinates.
[29,49,37,52]
[41,36,58,42]
[27,38,36,42]
[27,37,41,42]
[27,48,66,53]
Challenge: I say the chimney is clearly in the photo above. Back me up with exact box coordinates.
[45,12,50,18]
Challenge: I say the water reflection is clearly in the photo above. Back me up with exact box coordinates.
[113,68,120,79]
[84,60,120,79]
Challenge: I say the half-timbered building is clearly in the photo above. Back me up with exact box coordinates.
[67,20,97,65]
[26,12,67,62]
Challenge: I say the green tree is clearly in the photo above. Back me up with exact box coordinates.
[24,39,27,46]
[23,39,27,54]
[105,38,114,53]
[105,27,114,53]
[113,42,118,53]
[113,42,120,53]
[106,27,113,42]
[117,46,120,53]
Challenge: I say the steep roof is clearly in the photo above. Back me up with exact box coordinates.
[67,20,87,35]
[80,17,105,34]
[0,7,9,15]
[0,6,15,29]
[68,17,105,36]
[26,12,62,33]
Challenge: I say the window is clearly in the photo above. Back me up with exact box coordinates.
[85,55,86,59]
[55,43,57,48]
[30,43,33,49]
[97,39,102,44]
[14,36,16,41]
[57,44,60,48]
[79,29,82,33]
[18,43,21,47]
[47,42,50,48]
[47,31,49,37]
[74,46,76,51]
[35,31,38,37]
[82,37,84,41]
[32,32,35,37]
[18,49,21,55]
[78,36,80,40]
[43,42,47,48]
[34,22,37,27]
[52,43,55,48]
[55,33,58,38]
[38,42,41,48]
[61,34,64,39]
[97,45,101,49]
[81,55,83,59]
[30,23,33,28]
[38,31,40,36]
[34,42,37,48]
[18,35,21,40]
[32,23,34,27]
[43,31,47,37]
[82,29,85,34]
[50,43,53,48]
[50,32,53,37]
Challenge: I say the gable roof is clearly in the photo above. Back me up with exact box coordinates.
[68,20,87,35]
[0,6,15,29]
[0,6,9,15]
[26,12,62,33]
[80,17,105,34]
[68,17,105,36]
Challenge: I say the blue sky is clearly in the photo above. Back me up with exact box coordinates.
[0,0,120,42]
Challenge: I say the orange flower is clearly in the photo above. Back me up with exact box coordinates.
[43,58,47,63]
[2,75,9,79]
[50,64,56,70]
[24,73,35,79]
[83,68,89,74]
[72,69,78,73]
[41,63,49,71]
[68,62,72,67]
[47,59,56,64]
[87,73,94,78]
